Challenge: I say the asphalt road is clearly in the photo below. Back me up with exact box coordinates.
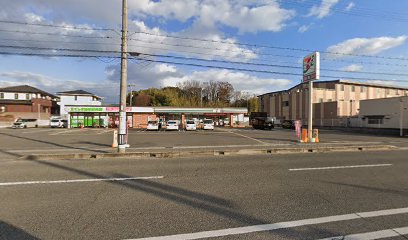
[1,150,408,239]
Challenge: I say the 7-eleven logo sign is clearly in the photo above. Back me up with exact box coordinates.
[303,52,320,82]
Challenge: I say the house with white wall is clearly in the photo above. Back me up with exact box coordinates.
[57,90,102,117]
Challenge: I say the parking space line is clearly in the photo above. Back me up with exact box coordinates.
[0,176,164,186]
[289,164,393,171]
[127,207,408,240]
[227,131,269,145]
[21,129,58,134]
[318,226,408,240]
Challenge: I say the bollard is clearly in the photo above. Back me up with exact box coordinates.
[302,129,308,143]
[112,129,118,148]
[313,129,319,143]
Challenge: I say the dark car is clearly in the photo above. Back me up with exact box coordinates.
[251,117,274,130]
[281,120,295,129]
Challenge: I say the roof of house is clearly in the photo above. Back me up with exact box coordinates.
[57,90,102,99]
[0,85,58,98]
[258,79,408,97]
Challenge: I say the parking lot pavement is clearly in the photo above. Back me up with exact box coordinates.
[0,127,406,160]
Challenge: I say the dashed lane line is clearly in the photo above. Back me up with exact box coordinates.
[289,164,393,171]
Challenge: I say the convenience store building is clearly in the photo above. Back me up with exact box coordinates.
[64,106,247,128]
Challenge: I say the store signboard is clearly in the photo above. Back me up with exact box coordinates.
[303,52,320,82]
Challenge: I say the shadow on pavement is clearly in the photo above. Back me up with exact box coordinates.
[0,220,39,240]
[0,132,109,154]
[0,149,23,158]
[24,158,343,239]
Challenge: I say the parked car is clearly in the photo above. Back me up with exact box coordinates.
[166,120,179,131]
[281,120,295,129]
[146,120,159,131]
[251,117,274,130]
[203,119,214,130]
[50,119,68,128]
[185,120,197,131]
[12,118,38,129]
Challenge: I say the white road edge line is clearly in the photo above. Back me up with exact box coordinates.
[126,207,408,240]
[289,164,393,171]
[318,226,408,240]
[0,176,164,186]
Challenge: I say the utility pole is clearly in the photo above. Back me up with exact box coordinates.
[400,99,404,137]
[128,83,136,107]
[308,80,313,140]
[118,0,128,153]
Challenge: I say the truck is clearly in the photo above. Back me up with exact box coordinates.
[249,112,274,130]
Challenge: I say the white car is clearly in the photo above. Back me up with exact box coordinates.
[12,119,38,129]
[146,121,159,131]
[203,119,214,130]
[50,119,68,128]
[185,120,197,131]
[166,120,179,131]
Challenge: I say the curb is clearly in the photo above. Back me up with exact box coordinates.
[21,144,398,161]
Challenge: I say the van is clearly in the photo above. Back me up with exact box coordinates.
[50,119,68,128]
[12,119,38,129]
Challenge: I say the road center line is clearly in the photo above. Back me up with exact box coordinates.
[0,176,164,186]
[318,226,408,240]
[127,207,408,240]
[289,164,393,171]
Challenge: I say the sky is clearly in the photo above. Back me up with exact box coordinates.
[1,0,408,103]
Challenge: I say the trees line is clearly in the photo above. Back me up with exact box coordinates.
[127,80,259,113]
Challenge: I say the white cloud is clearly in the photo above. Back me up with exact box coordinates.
[326,36,407,58]
[129,20,258,61]
[131,0,295,33]
[308,0,340,19]
[298,24,311,33]
[340,64,362,72]
[1,0,295,34]
[345,2,355,11]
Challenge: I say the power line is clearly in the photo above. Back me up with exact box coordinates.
[3,44,408,77]
[131,58,408,83]
[0,20,116,32]
[0,29,117,39]
[128,37,408,68]
[1,49,407,83]
[131,31,408,61]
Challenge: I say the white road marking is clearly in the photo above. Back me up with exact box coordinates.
[0,176,163,186]
[318,226,408,240]
[49,129,83,135]
[127,207,408,240]
[21,129,59,134]
[289,164,393,171]
[227,131,269,145]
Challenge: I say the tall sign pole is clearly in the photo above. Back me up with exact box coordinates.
[303,52,320,142]
[118,0,128,153]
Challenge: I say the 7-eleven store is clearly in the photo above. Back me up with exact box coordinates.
[65,106,247,128]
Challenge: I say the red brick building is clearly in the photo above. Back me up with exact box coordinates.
[0,85,59,121]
